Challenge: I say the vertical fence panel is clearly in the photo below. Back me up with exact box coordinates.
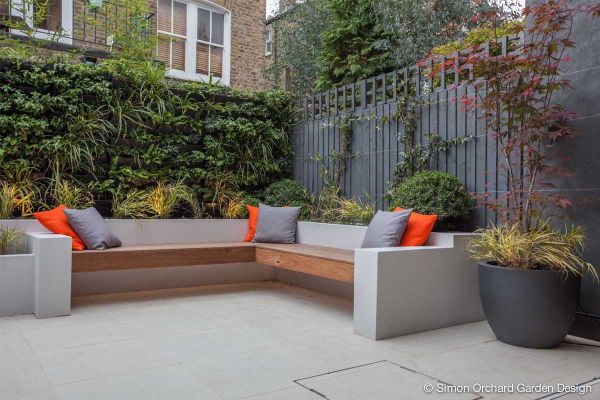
[291,35,522,228]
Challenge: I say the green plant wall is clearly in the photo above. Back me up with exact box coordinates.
[0,55,294,217]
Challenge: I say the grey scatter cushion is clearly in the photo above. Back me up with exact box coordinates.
[253,204,300,244]
[64,207,121,250]
[361,209,413,248]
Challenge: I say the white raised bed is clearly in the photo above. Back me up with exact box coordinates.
[0,219,484,340]
[0,229,71,318]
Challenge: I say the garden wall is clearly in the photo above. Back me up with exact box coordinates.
[550,0,600,341]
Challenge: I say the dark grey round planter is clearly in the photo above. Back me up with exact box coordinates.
[478,262,581,349]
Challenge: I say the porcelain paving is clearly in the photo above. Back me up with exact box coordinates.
[0,282,599,400]
[54,365,222,400]
[297,361,478,400]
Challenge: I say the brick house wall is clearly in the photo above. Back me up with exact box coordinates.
[70,0,268,91]
[216,0,268,91]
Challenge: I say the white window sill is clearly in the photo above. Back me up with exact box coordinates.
[166,69,228,86]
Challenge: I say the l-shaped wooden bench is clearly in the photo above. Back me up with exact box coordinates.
[72,242,355,283]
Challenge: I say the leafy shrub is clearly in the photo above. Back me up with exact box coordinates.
[431,20,524,57]
[389,171,474,229]
[468,222,597,279]
[264,179,313,220]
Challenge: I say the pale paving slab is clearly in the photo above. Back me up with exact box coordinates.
[36,339,176,385]
[181,346,310,400]
[22,319,147,354]
[297,361,478,400]
[402,340,600,399]
[54,365,222,400]
[381,319,497,358]
[240,387,321,400]
[0,282,599,400]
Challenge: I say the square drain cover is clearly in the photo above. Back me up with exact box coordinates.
[295,361,480,400]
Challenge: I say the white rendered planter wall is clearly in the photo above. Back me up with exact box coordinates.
[353,233,485,340]
[0,254,35,317]
[0,232,71,318]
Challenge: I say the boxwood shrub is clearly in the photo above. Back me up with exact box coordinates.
[263,179,313,220]
[389,171,474,230]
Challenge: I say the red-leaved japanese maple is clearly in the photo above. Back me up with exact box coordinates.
[432,0,597,232]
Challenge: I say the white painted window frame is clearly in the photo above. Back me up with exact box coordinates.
[9,0,73,45]
[264,24,272,56]
[158,0,231,86]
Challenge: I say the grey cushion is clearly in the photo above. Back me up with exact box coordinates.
[253,204,300,244]
[64,207,121,250]
[361,209,412,248]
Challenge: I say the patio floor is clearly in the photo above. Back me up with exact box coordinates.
[1,282,599,400]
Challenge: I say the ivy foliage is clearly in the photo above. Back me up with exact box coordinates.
[0,54,294,216]
[315,0,397,91]
[264,0,331,96]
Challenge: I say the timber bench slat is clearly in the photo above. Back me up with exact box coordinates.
[72,243,256,273]
[71,242,355,282]
[255,247,354,283]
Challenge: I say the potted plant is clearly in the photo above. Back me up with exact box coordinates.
[468,223,596,348]
[444,2,600,348]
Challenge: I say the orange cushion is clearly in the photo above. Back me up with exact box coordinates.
[33,205,86,251]
[244,205,259,242]
[394,207,437,246]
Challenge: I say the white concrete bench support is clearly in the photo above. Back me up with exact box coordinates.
[27,233,72,318]
[353,233,485,340]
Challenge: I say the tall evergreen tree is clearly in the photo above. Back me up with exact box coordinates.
[315,0,397,91]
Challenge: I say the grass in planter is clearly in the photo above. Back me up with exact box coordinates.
[315,186,375,225]
[222,194,261,219]
[0,163,40,219]
[0,182,37,219]
[111,187,151,219]
[46,178,94,210]
[0,226,23,255]
[468,222,598,279]
[146,181,200,219]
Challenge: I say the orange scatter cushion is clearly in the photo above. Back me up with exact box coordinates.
[244,205,259,242]
[33,205,86,251]
[394,207,437,246]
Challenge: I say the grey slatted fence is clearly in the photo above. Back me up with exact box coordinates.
[292,35,521,229]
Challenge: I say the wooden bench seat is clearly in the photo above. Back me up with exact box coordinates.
[72,242,354,283]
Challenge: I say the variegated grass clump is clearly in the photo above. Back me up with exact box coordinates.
[0,225,23,255]
[48,178,94,210]
[111,182,203,219]
[468,222,597,279]
[146,181,199,219]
